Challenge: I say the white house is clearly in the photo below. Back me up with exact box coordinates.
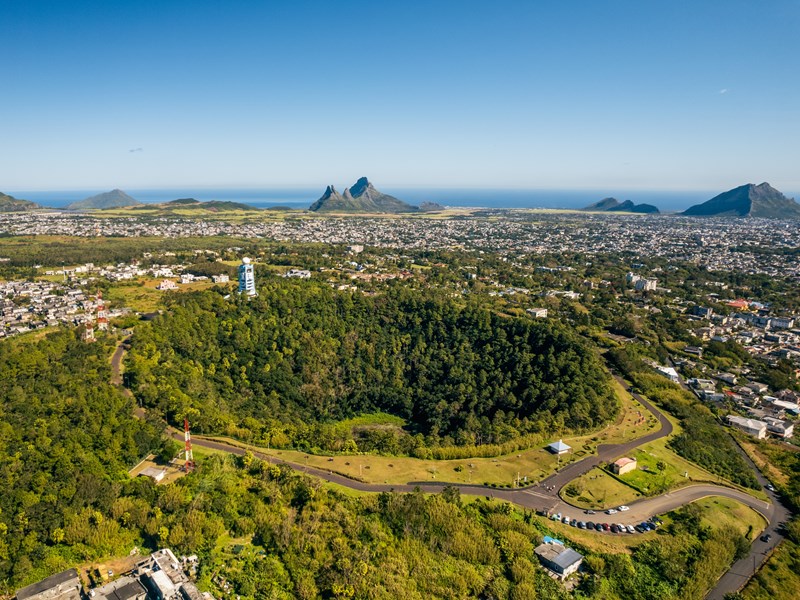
[726,415,767,439]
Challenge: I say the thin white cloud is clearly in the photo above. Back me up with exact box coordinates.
[129,147,143,153]
[718,88,729,95]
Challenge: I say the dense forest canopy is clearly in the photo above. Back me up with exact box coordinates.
[127,283,616,450]
[0,331,163,585]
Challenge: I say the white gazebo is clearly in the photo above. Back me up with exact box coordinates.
[548,439,571,455]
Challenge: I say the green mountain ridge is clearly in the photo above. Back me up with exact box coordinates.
[0,191,41,212]
[682,182,800,218]
[67,188,141,210]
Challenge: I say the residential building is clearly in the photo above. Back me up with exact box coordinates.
[534,543,583,579]
[655,366,680,383]
[764,417,794,439]
[726,415,767,439]
[156,280,178,291]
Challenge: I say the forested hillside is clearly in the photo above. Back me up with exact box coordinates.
[0,331,163,586]
[127,283,616,451]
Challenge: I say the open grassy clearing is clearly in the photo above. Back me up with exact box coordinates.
[199,380,660,487]
[562,415,767,508]
[104,278,221,312]
[694,496,766,539]
[562,467,641,509]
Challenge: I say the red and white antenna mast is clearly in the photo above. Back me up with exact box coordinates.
[96,290,108,331]
[184,418,195,472]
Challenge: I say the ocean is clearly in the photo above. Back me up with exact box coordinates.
[9,187,793,213]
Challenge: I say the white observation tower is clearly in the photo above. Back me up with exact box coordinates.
[238,257,257,296]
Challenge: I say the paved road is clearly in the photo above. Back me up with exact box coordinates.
[116,344,787,594]
[663,356,794,599]
[110,335,131,385]
[705,437,792,600]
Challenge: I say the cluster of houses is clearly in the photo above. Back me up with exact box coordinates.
[14,549,213,600]
[684,376,797,440]
[0,281,123,340]
[687,302,800,367]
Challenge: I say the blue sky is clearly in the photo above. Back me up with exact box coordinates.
[2,0,799,192]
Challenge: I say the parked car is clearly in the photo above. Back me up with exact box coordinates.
[618,505,630,512]
[586,521,595,529]
[594,523,604,531]
[626,525,636,534]
[761,533,772,543]
[562,516,570,524]
[606,508,618,515]
[570,519,578,527]
[578,521,586,529]
[602,523,610,531]
[610,524,619,533]
[585,509,596,515]
[766,484,776,492]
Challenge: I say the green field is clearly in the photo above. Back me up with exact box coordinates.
[562,423,768,509]
[200,381,661,487]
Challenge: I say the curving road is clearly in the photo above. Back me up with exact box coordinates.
[114,339,788,596]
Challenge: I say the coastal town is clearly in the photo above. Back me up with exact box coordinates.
[1,210,799,276]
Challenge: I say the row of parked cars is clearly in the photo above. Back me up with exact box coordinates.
[550,512,663,534]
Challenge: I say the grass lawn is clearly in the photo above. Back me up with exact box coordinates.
[105,278,219,312]
[562,467,642,509]
[694,496,766,539]
[743,538,800,600]
[199,379,661,487]
[562,424,768,509]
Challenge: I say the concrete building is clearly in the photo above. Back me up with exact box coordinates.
[15,569,82,600]
[238,257,257,296]
[655,366,680,383]
[527,307,548,318]
[211,274,229,284]
[139,466,167,483]
[726,415,767,439]
[534,543,583,579]
[612,457,637,475]
[634,278,658,292]
[92,576,148,600]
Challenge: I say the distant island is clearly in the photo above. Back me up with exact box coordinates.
[582,198,660,214]
[67,189,141,210]
[0,191,40,212]
[682,183,800,219]
[309,177,443,213]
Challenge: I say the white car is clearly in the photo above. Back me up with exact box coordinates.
[606,508,618,515]
[618,505,630,512]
